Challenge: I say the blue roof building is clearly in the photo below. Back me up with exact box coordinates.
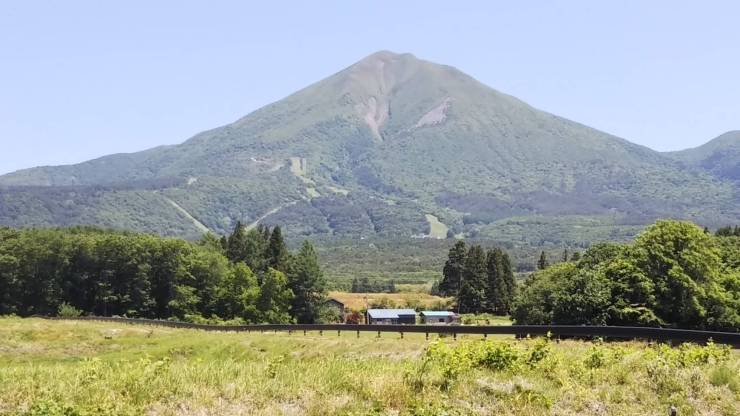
[420,310,455,324]
[365,308,416,325]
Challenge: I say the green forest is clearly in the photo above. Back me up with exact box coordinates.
[437,241,518,314]
[431,219,740,332]
[3,217,740,333]
[0,223,330,324]
[512,220,740,332]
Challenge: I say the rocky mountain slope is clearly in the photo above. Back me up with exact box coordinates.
[1,51,738,244]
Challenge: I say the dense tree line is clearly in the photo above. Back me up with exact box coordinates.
[0,223,330,324]
[715,225,740,237]
[513,220,740,332]
[437,241,517,314]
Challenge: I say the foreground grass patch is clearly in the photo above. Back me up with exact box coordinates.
[1,317,739,415]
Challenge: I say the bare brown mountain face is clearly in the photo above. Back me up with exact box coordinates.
[1,51,738,244]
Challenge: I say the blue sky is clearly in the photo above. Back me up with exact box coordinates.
[1,0,738,175]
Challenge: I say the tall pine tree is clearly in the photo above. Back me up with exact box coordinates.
[226,221,247,263]
[287,240,327,324]
[243,229,268,273]
[261,225,272,245]
[457,245,487,314]
[440,240,467,297]
[266,225,289,274]
[537,250,549,270]
[500,250,517,314]
[486,247,508,315]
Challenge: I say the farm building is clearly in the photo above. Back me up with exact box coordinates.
[420,311,455,325]
[365,309,416,325]
[325,298,345,318]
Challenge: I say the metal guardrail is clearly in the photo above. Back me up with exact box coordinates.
[47,316,740,346]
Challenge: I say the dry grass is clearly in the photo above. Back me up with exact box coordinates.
[328,291,449,310]
[1,317,739,415]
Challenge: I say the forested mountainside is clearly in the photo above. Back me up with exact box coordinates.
[2,51,739,244]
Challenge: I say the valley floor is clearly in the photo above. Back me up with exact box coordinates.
[0,317,739,415]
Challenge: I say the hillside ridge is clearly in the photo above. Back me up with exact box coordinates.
[1,51,738,243]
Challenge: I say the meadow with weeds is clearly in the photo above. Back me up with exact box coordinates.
[1,317,739,415]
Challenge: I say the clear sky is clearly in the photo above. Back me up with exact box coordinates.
[1,0,738,175]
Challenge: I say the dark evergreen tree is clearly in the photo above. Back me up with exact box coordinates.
[439,240,467,297]
[287,240,327,324]
[266,225,289,274]
[457,245,487,314]
[226,221,247,263]
[244,229,268,273]
[429,280,441,296]
[446,229,455,239]
[716,225,736,237]
[485,247,508,315]
[570,251,581,262]
[562,249,569,262]
[500,250,517,314]
[261,225,272,245]
[537,250,549,270]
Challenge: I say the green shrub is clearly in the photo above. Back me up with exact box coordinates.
[709,365,740,393]
[57,302,82,318]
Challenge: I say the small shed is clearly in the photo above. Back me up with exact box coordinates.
[420,311,455,325]
[325,298,345,317]
[366,308,417,325]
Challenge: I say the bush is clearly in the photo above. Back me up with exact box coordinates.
[181,314,246,325]
[345,310,364,324]
[709,365,740,393]
[57,302,82,317]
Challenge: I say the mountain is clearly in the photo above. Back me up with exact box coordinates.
[1,51,738,244]
[0,145,175,187]
[668,131,740,181]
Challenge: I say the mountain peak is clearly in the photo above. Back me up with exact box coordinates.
[2,53,739,241]
[358,50,416,63]
[346,50,424,82]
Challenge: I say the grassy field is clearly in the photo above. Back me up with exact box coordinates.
[289,157,314,184]
[1,317,739,415]
[424,214,449,238]
[328,291,450,310]
[305,187,321,198]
